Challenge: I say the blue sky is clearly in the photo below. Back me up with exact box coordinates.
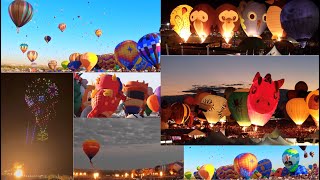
[184,145,319,173]
[1,0,160,65]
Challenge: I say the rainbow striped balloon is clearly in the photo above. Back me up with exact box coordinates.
[8,0,33,33]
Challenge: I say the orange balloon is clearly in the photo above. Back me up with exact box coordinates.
[82,140,100,165]
[147,94,159,112]
[69,53,81,62]
[80,52,98,71]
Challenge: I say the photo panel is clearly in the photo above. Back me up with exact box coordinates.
[161,0,319,55]
[184,145,319,179]
[1,73,73,179]
[73,118,184,179]
[161,55,319,145]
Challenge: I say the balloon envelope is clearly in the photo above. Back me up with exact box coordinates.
[198,164,215,180]
[228,89,251,126]
[114,40,140,70]
[282,148,300,172]
[234,153,258,179]
[147,94,160,112]
[44,36,51,43]
[8,0,33,32]
[137,33,161,70]
[27,50,38,62]
[256,159,272,178]
[82,140,100,162]
[80,52,98,72]
[170,5,193,41]
[306,90,319,127]
[20,43,28,53]
[286,98,310,125]
[67,61,81,71]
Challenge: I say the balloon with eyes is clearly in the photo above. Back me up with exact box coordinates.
[238,1,267,38]
[87,74,126,118]
[247,72,284,126]
[170,5,193,42]
[216,4,240,43]
[123,81,149,117]
[189,4,216,42]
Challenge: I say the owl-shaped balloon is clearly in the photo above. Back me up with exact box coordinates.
[170,5,193,42]
[189,4,216,42]
[238,1,267,38]
[216,4,240,43]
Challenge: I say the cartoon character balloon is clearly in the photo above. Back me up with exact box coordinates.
[80,52,98,72]
[137,33,161,70]
[238,1,267,38]
[216,3,240,43]
[82,140,100,168]
[170,4,193,41]
[306,90,319,127]
[234,153,258,179]
[189,4,216,42]
[280,0,319,48]
[123,81,148,115]
[247,72,284,126]
[8,0,33,33]
[198,164,215,180]
[27,50,38,63]
[114,40,140,70]
[282,148,300,173]
[256,159,272,178]
[95,29,102,38]
[87,74,126,118]
[286,98,310,125]
[201,95,228,124]
[228,89,251,127]
[58,23,66,32]
[20,43,28,53]
[266,6,286,41]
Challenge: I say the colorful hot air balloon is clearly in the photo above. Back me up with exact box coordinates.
[306,90,319,127]
[80,52,98,72]
[273,168,283,177]
[216,3,240,43]
[123,81,148,115]
[154,86,161,104]
[97,54,117,70]
[282,148,300,173]
[95,29,102,38]
[189,4,216,42]
[48,60,57,70]
[114,40,140,70]
[27,50,38,62]
[184,171,192,179]
[266,6,286,41]
[8,0,34,33]
[137,33,161,70]
[67,61,81,71]
[61,60,69,69]
[170,102,190,124]
[170,4,193,41]
[247,72,284,126]
[69,53,81,62]
[82,140,100,168]
[228,89,251,127]
[256,159,272,178]
[20,43,28,53]
[147,94,160,112]
[280,0,319,48]
[216,165,239,179]
[293,165,308,176]
[133,57,152,71]
[58,23,66,32]
[234,153,258,179]
[286,98,310,125]
[44,36,51,43]
[201,95,228,124]
[198,164,215,180]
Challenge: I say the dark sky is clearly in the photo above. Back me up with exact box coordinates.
[1,73,73,175]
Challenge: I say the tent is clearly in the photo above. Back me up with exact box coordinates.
[266,46,281,55]
[188,129,206,139]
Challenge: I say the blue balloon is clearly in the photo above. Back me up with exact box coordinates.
[256,159,272,178]
[309,165,313,169]
[67,61,81,71]
[293,165,308,176]
[281,167,290,177]
[137,33,160,69]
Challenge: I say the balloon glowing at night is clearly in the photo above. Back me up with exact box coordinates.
[14,169,23,178]
[170,5,193,42]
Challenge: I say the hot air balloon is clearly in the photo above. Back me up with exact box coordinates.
[48,60,57,70]
[228,89,251,127]
[280,0,319,48]
[82,140,100,168]
[234,153,258,179]
[68,61,81,71]
[133,57,152,71]
[195,92,211,107]
[310,151,315,158]
[147,94,160,112]
[137,33,161,70]
[154,86,161,104]
[69,53,81,62]
[273,168,283,177]
[189,4,216,42]
[256,159,272,178]
[170,102,190,124]
[27,50,38,62]
[95,29,102,38]
[306,90,319,127]
[44,36,51,43]
[215,165,239,179]
[20,43,28,53]
[8,0,34,33]
[286,98,310,125]
[198,164,215,180]
[61,60,69,69]
[114,40,140,70]
[184,96,196,106]
[216,3,240,43]
[58,23,66,32]
[238,1,267,38]
[247,72,284,126]
[282,148,300,173]
[293,165,308,175]
[97,54,117,70]
[170,4,193,41]
[201,95,228,124]
[123,81,148,115]
[266,6,286,41]
[80,52,98,72]
[184,171,192,179]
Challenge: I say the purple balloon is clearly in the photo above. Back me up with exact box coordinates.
[154,86,161,105]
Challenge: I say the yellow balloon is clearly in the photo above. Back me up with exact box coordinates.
[80,52,98,72]
[266,6,285,41]
[306,90,319,127]
[170,4,193,42]
[286,98,310,125]
[95,29,102,37]
[201,95,228,124]
[198,164,215,180]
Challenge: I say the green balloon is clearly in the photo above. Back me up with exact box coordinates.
[196,166,201,170]
[114,64,120,70]
[184,171,192,179]
[145,104,152,116]
[61,60,69,69]
[228,90,251,127]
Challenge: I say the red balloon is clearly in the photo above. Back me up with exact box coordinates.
[82,140,100,166]
[184,96,195,105]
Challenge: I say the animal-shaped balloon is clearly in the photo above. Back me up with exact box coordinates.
[189,4,216,42]
[20,43,28,53]
[81,85,95,111]
[306,90,319,127]
[228,89,251,127]
[266,5,286,41]
[170,4,193,41]
[234,153,258,179]
[216,4,240,43]
[238,1,267,38]
[256,159,272,178]
[201,95,228,124]
[123,81,148,115]
[286,98,310,125]
[8,0,34,33]
[198,164,215,180]
[247,72,284,126]
[87,74,126,118]
[282,148,300,173]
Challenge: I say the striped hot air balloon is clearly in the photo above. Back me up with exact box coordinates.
[69,53,81,62]
[114,40,140,70]
[8,0,34,33]
[27,50,38,62]
[170,102,191,124]
[20,43,28,53]
[137,33,161,70]
[234,153,258,179]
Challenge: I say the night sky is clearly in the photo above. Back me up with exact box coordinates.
[1,73,73,175]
